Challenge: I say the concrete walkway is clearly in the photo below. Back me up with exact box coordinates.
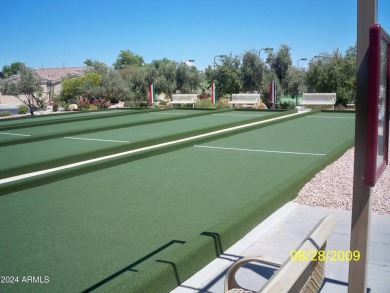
[171,202,390,293]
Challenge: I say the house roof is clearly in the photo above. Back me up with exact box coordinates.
[35,67,88,82]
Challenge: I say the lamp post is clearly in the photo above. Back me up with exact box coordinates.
[184,59,195,67]
[183,60,196,92]
[259,47,273,60]
[296,58,308,107]
[297,58,307,68]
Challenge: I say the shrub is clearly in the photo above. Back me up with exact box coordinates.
[52,102,59,112]
[59,102,70,111]
[157,99,168,107]
[216,98,230,109]
[0,111,11,117]
[124,100,137,108]
[17,104,29,114]
[195,98,213,109]
[256,102,268,109]
[124,100,147,108]
[92,98,111,109]
[279,101,295,109]
[77,97,91,111]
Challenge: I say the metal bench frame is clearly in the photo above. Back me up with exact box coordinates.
[300,93,336,110]
[169,94,198,107]
[228,94,261,108]
[224,215,337,293]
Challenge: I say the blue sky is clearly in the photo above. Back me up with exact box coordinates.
[1,0,389,70]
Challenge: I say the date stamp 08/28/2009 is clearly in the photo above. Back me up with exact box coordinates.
[290,250,361,262]
[1,275,49,285]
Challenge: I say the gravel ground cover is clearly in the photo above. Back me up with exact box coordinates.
[294,145,390,215]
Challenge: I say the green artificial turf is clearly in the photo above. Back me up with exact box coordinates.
[0,111,355,293]
[0,109,220,145]
[0,110,290,179]
[0,108,136,129]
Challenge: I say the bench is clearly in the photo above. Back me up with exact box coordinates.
[300,93,336,110]
[169,94,198,107]
[224,215,336,293]
[228,94,261,108]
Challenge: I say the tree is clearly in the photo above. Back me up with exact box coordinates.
[61,61,130,104]
[120,65,149,103]
[61,73,102,101]
[0,66,44,115]
[84,59,93,66]
[2,62,26,78]
[205,54,241,97]
[113,50,144,70]
[268,44,292,92]
[260,67,282,105]
[86,60,129,102]
[283,67,306,98]
[150,59,177,98]
[175,62,203,94]
[306,45,356,104]
[241,50,264,93]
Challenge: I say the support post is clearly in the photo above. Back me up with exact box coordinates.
[348,1,377,292]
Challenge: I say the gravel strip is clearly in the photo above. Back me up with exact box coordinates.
[294,146,390,215]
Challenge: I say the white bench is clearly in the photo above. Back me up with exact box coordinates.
[228,94,261,108]
[169,94,198,107]
[301,93,336,110]
[225,215,336,293]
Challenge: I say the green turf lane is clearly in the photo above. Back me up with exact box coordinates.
[0,111,355,293]
[199,111,355,155]
[0,108,135,128]
[0,109,215,143]
[0,110,283,179]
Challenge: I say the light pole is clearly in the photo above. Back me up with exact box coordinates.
[259,47,273,60]
[184,59,195,67]
[296,58,308,107]
[183,60,196,92]
[297,58,307,68]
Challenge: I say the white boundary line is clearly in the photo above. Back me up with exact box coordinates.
[64,137,130,143]
[306,116,355,119]
[212,113,264,117]
[149,112,187,115]
[0,112,302,185]
[194,145,326,156]
[0,132,31,137]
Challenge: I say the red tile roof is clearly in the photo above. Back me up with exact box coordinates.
[35,67,88,81]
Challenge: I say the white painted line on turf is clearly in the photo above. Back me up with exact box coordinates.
[306,116,355,119]
[212,113,264,117]
[0,112,302,185]
[64,137,130,143]
[149,112,187,115]
[194,145,326,156]
[0,132,31,137]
